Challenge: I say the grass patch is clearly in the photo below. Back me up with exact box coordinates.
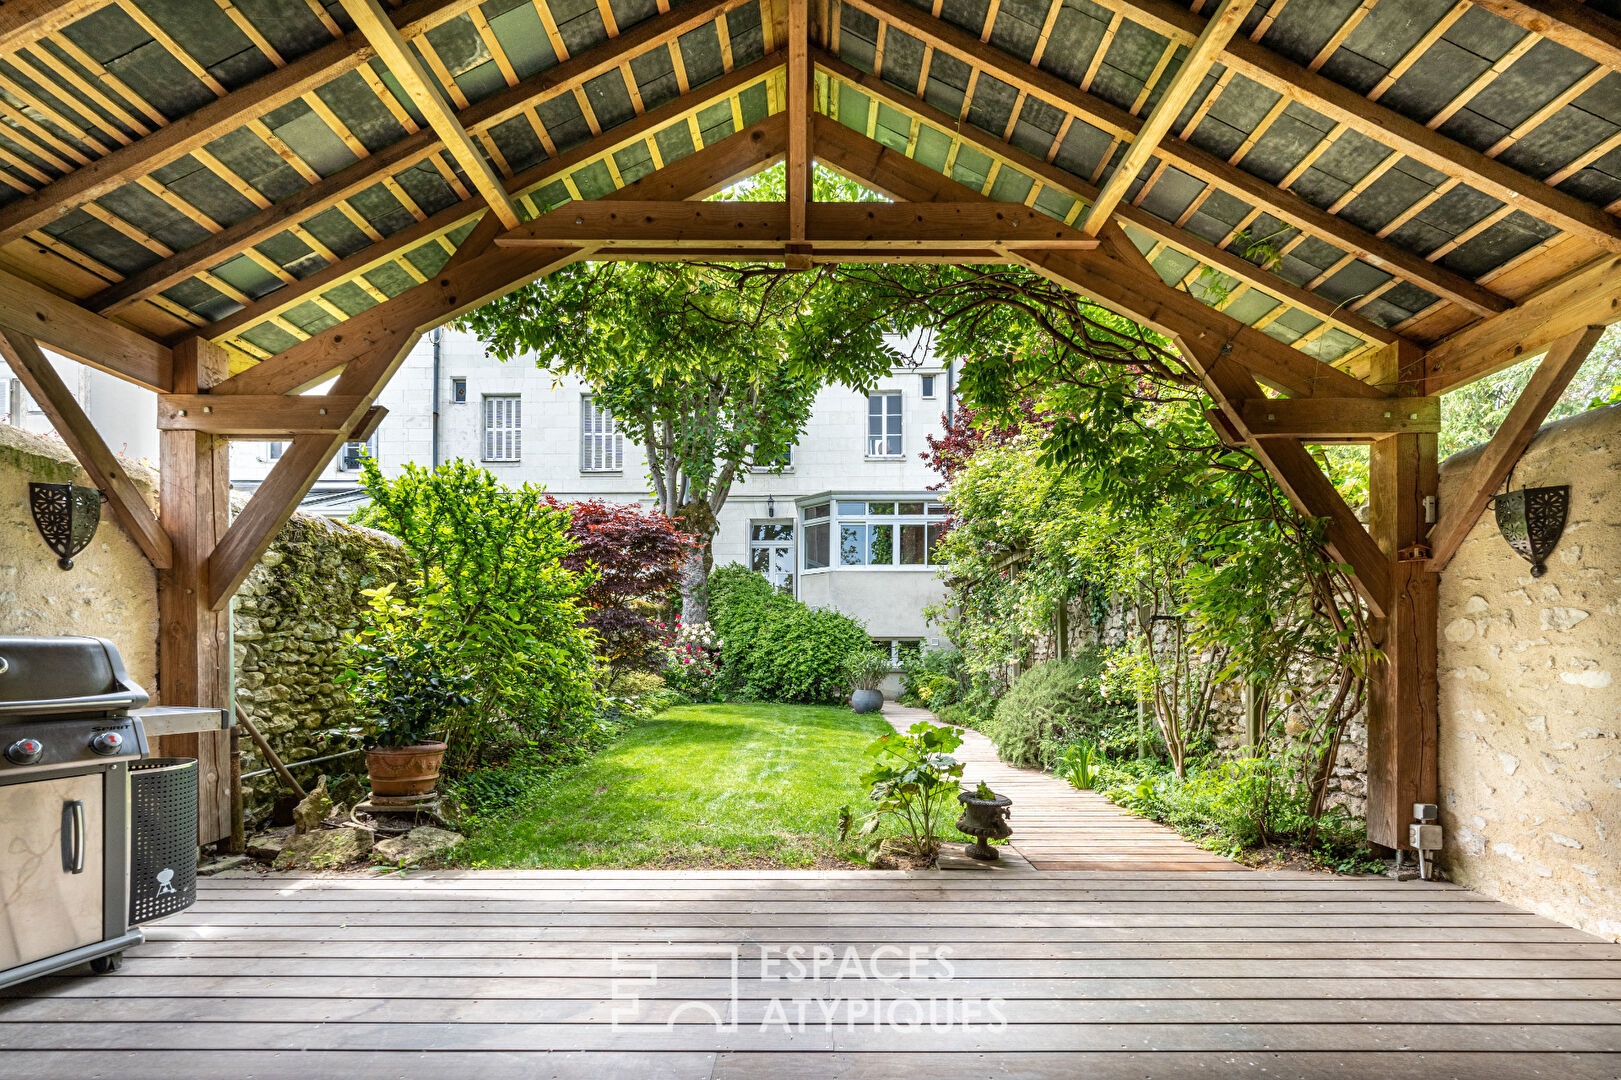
[455,702,895,869]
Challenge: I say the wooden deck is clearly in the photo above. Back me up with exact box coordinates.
[4,869,1621,1078]
[885,704,1237,872]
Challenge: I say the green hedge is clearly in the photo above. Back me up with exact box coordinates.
[981,653,1137,769]
[709,564,870,704]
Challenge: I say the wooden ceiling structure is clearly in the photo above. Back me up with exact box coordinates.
[2,0,1619,850]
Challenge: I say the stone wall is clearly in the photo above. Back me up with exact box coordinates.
[0,425,158,690]
[1022,590,1369,815]
[233,511,410,822]
[1437,403,1621,941]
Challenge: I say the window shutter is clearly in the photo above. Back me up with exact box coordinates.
[580,396,622,471]
[484,396,520,462]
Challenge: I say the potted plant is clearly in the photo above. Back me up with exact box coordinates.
[844,646,892,714]
[956,780,1013,861]
[341,586,473,799]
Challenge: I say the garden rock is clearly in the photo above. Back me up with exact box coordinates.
[274,826,373,870]
[292,776,332,834]
[247,827,293,862]
[375,826,464,865]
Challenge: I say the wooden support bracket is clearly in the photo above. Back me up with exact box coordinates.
[1241,396,1440,439]
[157,395,367,436]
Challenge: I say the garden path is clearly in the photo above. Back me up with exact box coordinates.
[884,704,1237,872]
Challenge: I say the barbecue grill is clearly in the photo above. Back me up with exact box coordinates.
[0,635,151,990]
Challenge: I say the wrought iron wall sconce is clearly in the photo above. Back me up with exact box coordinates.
[1490,485,1569,578]
[28,482,102,570]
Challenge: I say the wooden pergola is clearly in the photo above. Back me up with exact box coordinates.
[0,0,1617,849]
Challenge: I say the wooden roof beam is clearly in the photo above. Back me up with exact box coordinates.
[493,201,1102,248]
[1080,0,1258,235]
[819,55,1402,349]
[812,115,1383,404]
[211,115,789,399]
[841,0,1509,317]
[786,0,811,268]
[1424,254,1621,393]
[1469,1,1621,74]
[88,0,761,316]
[1106,0,1621,255]
[189,56,783,352]
[339,0,521,229]
[0,265,172,390]
[0,0,488,248]
[0,1,101,53]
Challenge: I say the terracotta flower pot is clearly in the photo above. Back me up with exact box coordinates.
[365,742,448,797]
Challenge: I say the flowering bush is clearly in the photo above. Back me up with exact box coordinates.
[660,620,721,701]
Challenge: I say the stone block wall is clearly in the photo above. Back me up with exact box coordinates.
[1437,403,1621,941]
[233,511,410,821]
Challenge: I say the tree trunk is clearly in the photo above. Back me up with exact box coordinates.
[679,533,715,625]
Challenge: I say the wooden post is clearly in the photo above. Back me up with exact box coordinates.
[1365,425,1439,850]
[157,336,234,847]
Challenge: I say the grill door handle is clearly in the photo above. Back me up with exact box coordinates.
[62,799,86,874]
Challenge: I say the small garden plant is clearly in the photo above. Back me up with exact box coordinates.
[841,721,965,865]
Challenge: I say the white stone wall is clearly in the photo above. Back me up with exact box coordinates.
[1437,403,1621,941]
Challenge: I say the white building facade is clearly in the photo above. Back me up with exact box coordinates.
[228,328,956,654]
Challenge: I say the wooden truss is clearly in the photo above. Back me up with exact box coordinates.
[9,0,1621,851]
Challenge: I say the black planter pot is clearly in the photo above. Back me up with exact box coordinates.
[956,791,1013,861]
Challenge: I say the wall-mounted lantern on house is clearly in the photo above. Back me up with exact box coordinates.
[27,482,101,570]
[1491,485,1569,578]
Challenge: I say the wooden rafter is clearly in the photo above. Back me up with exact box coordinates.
[493,201,1103,249]
[787,0,811,267]
[0,330,172,568]
[339,0,522,229]
[1079,0,1258,235]
[1427,325,1607,572]
[1105,0,1621,256]
[820,55,1401,350]
[0,264,171,391]
[1471,1,1621,74]
[811,115,1381,403]
[839,0,1509,317]
[191,57,782,355]
[0,0,489,248]
[213,115,789,400]
[1424,254,1621,393]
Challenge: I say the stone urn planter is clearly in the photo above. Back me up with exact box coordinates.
[365,742,448,797]
[956,789,1013,861]
[849,688,884,714]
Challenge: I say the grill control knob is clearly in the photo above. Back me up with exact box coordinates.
[89,731,124,756]
[6,738,43,765]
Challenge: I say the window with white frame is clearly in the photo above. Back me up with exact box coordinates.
[750,443,793,471]
[801,498,946,570]
[450,377,467,404]
[873,638,923,668]
[338,435,377,472]
[580,394,622,472]
[921,374,936,399]
[483,394,521,462]
[866,392,902,457]
[266,441,284,460]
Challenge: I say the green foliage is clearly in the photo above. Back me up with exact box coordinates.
[340,583,474,748]
[708,564,870,704]
[1094,754,1379,869]
[1439,334,1621,458]
[1055,742,1099,791]
[843,721,966,861]
[971,779,998,801]
[349,459,600,760]
[898,646,967,709]
[842,646,893,693]
[982,655,1137,770]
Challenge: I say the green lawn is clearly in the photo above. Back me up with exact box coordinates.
[456,702,896,869]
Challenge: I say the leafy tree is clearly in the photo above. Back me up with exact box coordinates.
[1439,331,1621,458]
[547,496,694,673]
[350,459,600,760]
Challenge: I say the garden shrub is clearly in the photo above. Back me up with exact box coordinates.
[899,647,966,709]
[982,652,1135,770]
[709,564,870,704]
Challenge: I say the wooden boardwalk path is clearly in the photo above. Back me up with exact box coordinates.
[5,708,1618,1077]
[4,870,1620,1078]
[885,704,1235,872]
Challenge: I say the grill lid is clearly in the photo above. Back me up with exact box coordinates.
[0,635,149,718]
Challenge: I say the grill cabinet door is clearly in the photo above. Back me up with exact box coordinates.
[0,772,104,968]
